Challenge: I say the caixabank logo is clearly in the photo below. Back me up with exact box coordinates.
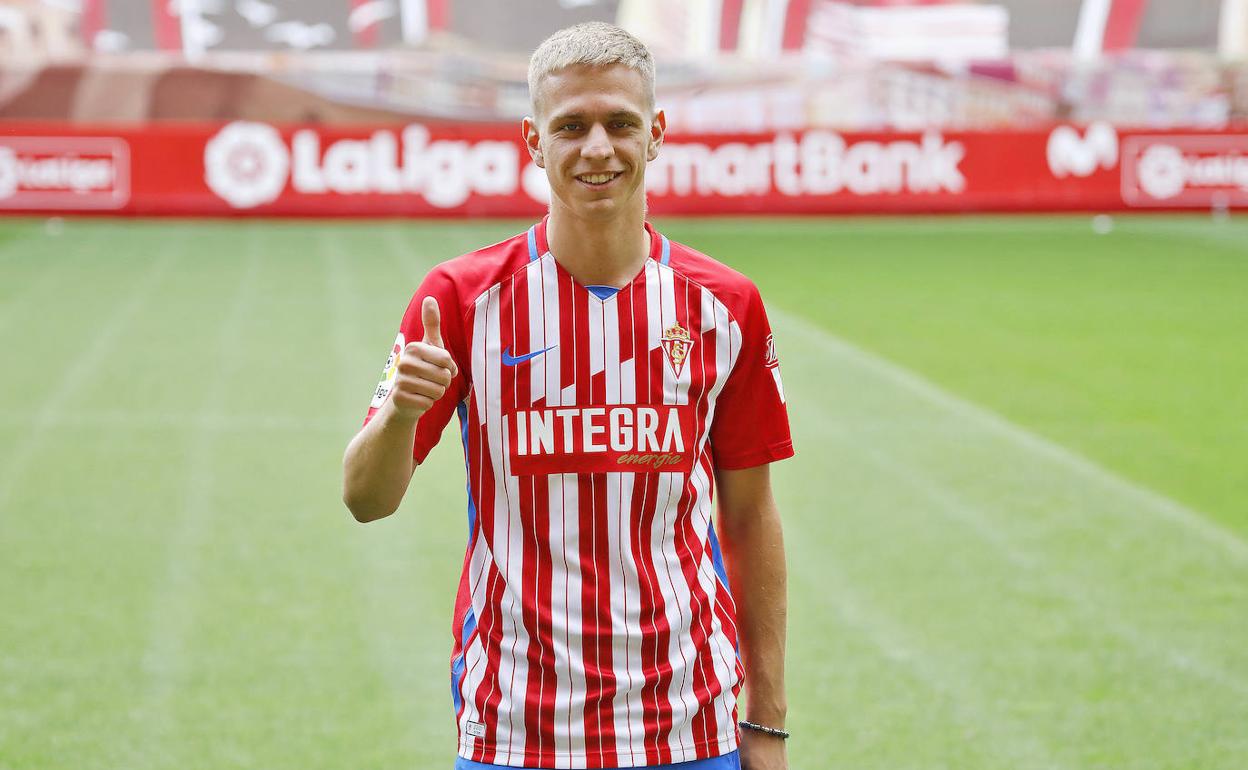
[203,120,526,209]
[0,137,129,210]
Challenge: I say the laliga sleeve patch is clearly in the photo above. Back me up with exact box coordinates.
[371,333,405,408]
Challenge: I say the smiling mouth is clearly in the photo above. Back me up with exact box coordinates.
[576,172,622,187]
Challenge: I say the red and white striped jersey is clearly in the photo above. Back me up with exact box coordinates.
[364,218,793,768]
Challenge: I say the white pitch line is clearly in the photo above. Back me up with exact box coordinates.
[0,249,175,521]
[848,439,1248,699]
[771,309,1248,563]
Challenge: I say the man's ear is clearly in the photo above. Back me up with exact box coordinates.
[522,117,544,168]
[647,108,666,162]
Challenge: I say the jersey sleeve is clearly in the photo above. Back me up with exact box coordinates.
[362,265,471,466]
[709,285,794,470]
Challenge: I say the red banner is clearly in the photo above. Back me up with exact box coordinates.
[0,121,1245,216]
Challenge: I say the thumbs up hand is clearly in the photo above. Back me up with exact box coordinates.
[389,296,459,420]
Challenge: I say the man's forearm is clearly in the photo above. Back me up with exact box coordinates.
[720,498,789,726]
[342,401,419,522]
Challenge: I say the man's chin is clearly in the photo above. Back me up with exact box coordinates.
[568,192,645,220]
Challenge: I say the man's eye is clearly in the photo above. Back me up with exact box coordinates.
[561,123,582,131]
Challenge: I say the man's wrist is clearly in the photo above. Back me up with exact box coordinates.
[378,398,422,430]
[744,699,787,728]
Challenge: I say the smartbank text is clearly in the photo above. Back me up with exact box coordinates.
[648,131,967,197]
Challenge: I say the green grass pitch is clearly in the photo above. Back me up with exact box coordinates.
[1,215,1245,769]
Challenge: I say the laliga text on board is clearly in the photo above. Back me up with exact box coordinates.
[0,136,129,209]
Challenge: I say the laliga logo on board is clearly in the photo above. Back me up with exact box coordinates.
[1135,144,1188,201]
[203,122,289,209]
[1129,137,1248,203]
[203,121,521,209]
[1046,122,1119,178]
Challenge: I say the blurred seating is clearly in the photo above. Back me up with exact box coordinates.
[0,0,1243,128]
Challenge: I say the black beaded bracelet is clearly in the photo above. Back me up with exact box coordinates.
[739,720,790,740]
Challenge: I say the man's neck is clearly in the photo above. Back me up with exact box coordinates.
[546,204,650,287]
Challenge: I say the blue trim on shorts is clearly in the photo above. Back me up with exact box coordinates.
[453,749,740,770]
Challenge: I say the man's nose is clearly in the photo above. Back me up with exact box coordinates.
[581,123,613,160]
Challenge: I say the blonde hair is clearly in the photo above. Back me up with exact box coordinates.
[527,22,656,116]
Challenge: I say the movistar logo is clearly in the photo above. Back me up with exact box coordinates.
[502,345,556,366]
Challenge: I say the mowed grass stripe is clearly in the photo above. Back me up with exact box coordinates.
[136,223,408,770]
[770,310,1248,768]
[120,226,263,767]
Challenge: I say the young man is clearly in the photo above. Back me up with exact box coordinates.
[343,23,792,770]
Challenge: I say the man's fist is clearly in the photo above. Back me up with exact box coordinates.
[388,296,458,420]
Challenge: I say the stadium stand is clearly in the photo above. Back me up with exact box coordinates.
[0,0,1243,127]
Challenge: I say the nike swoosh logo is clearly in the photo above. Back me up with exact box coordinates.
[502,345,556,366]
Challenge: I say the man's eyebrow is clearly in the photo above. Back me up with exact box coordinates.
[548,110,644,126]
[548,112,585,125]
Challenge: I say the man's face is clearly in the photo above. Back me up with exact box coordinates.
[524,63,665,221]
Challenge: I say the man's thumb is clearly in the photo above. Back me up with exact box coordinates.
[421,296,443,347]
